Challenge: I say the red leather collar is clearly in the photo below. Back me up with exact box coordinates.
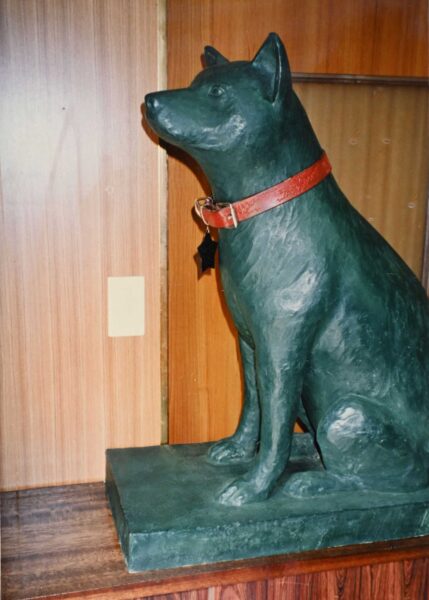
[195,152,331,229]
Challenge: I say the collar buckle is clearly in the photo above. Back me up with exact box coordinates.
[194,197,213,226]
[194,198,239,229]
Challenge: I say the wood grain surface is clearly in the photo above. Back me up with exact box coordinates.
[167,0,428,79]
[167,1,429,447]
[2,482,428,600]
[0,0,166,490]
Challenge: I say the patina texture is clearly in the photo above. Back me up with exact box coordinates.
[145,33,429,507]
[106,441,429,571]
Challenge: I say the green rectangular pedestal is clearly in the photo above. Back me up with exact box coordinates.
[105,435,429,572]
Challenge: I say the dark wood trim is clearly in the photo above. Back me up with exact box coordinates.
[79,539,429,600]
[2,483,429,600]
[291,73,429,87]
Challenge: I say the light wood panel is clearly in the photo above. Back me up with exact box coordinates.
[0,0,166,490]
[167,1,429,446]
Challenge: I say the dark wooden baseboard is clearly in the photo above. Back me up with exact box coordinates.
[2,482,428,599]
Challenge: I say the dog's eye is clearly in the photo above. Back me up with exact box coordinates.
[208,85,225,98]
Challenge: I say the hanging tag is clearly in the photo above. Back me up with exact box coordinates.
[197,229,218,272]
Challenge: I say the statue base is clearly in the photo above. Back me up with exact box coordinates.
[105,434,429,572]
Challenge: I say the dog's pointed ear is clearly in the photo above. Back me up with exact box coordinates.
[204,45,229,67]
[252,33,291,102]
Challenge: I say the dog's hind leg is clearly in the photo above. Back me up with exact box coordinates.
[207,336,260,464]
[284,397,429,497]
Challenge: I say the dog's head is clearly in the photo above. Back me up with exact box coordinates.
[145,33,293,160]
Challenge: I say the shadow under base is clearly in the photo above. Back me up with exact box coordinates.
[105,434,429,572]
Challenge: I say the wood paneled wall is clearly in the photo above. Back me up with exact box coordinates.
[1,0,427,489]
[0,0,166,490]
[167,0,429,445]
[167,0,428,81]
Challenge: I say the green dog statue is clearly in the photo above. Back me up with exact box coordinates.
[145,33,429,507]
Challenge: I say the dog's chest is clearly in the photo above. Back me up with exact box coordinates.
[218,225,275,296]
[217,213,318,323]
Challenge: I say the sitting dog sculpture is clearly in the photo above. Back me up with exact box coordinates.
[145,33,429,507]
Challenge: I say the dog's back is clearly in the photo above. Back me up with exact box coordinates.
[146,33,429,505]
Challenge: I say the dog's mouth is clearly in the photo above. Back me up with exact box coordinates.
[145,107,198,150]
[144,94,167,136]
[144,96,241,154]
[143,103,161,131]
[144,90,220,151]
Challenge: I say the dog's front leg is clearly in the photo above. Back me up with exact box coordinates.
[208,336,260,464]
[217,338,304,506]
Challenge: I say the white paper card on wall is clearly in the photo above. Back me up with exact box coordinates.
[108,276,145,337]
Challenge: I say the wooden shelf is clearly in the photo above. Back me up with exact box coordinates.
[2,483,428,599]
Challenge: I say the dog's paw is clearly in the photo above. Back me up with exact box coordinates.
[216,477,269,506]
[207,438,256,465]
[283,471,360,498]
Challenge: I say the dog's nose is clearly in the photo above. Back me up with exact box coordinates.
[145,93,159,112]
